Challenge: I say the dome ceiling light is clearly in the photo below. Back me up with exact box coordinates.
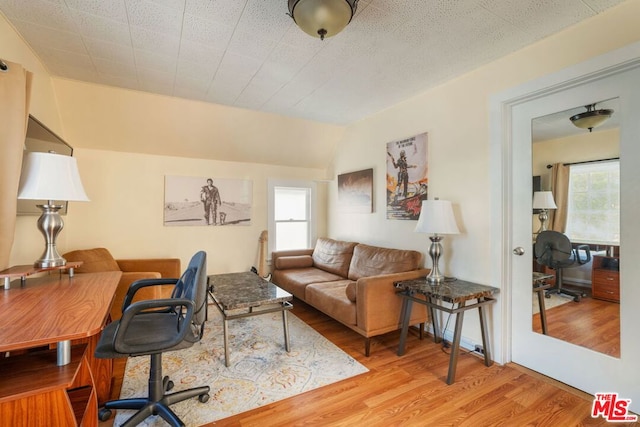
[570,103,614,132]
[288,0,359,40]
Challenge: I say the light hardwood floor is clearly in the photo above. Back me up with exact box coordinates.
[532,293,620,357]
[102,298,634,426]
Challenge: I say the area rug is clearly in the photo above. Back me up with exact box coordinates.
[532,292,575,314]
[114,309,368,426]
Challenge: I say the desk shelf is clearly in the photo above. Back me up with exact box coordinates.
[0,262,82,290]
[0,345,98,427]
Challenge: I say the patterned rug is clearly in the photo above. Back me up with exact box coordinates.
[115,308,368,426]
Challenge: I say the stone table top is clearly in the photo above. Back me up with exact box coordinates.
[208,271,292,311]
[394,278,499,304]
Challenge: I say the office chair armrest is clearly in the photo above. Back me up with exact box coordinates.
[122,278,180,311]
[115,298,194,354]
[575,244,592,265]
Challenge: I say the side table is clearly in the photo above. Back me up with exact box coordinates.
[395,278,499,384]
[533,272,554,335]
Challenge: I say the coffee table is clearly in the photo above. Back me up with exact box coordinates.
[208,271,293,367]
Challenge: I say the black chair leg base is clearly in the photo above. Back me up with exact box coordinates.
[102,386,211,427]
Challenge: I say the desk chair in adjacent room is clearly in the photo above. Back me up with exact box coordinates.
[95,251,210,427]
[534,231,591,302]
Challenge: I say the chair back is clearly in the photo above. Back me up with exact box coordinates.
[171,251,207,342]
[534,231,573,268]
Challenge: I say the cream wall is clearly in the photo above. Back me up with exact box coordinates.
[330,1,640,351]
[533,128,619,188]
[11,147,328,270]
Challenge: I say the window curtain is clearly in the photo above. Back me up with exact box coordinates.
[0,60,32,270]
[548,162,570,233]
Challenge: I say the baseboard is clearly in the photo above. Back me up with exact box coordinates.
[423,323,479,354]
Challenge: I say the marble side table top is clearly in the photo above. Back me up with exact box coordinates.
[208,271,292,310]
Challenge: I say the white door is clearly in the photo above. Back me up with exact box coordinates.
[493,46,640,413]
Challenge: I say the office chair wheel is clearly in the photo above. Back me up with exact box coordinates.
[199,393,210,403]
[573,295,582,302]
[98,407,113,422]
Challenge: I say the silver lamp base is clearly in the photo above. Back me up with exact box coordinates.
[34,204,67,268]
[535,209,549,235]
[426,235,446,285]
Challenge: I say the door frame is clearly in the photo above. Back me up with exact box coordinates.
[489,41,640,365]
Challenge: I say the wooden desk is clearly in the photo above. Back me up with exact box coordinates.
[395,278,499,384]
[0,271,120,424]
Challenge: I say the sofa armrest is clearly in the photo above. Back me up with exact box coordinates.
[356,268,430,336]
[116,258,181,278]
[271,249,314,270]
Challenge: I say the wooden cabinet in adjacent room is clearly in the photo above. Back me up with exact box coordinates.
[591,255,620,303]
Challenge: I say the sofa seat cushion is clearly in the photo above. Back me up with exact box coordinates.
[348,244,422,281]
[312,238,357,277]
[306,281,356,326]
[272,267,344,300]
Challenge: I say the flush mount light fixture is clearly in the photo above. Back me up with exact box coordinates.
[288,0,358,40]
[570,103,614,132]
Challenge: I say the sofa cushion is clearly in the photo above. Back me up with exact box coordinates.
[271,267,344,300]
[348,244,422,281]
[305,281,356,326]
[274,255,314,270]
[63,248,120,273]
[312,238,357,277]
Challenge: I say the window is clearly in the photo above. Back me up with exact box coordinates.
[268,180,316,255]
[565,160,619,245]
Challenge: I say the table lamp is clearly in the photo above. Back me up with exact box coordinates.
[533,191,557,234]
[414,199,460,284]
[17,152,90,268]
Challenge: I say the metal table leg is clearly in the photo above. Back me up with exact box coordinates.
[446,301,466,385]
[478,298,493,367]
[397,295,413,356]
[223,318,230,367]
[282,307,290,352]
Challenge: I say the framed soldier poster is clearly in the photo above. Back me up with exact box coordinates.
[386,133,428,220]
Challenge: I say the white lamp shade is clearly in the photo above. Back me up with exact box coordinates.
[414,199,460,235]
[532,191,557,210]
[289,0,357,39]
[18,152,90,202]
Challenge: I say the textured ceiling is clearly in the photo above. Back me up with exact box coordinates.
[0,0,627,126]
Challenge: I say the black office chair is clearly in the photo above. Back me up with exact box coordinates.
[95,251,210,427]
[534,231,591,302]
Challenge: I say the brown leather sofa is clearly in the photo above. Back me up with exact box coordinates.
[62,248,181,320]
[271,238,429,355]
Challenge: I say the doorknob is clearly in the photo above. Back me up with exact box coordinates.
[513,247,525,256]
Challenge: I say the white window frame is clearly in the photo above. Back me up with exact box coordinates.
[267,179,317,260]
[564,159,620,245]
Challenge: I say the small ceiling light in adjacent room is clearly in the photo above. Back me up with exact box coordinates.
[570,103,614,132]
[288,0,358,40]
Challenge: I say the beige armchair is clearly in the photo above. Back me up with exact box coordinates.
[62,248,181,320]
